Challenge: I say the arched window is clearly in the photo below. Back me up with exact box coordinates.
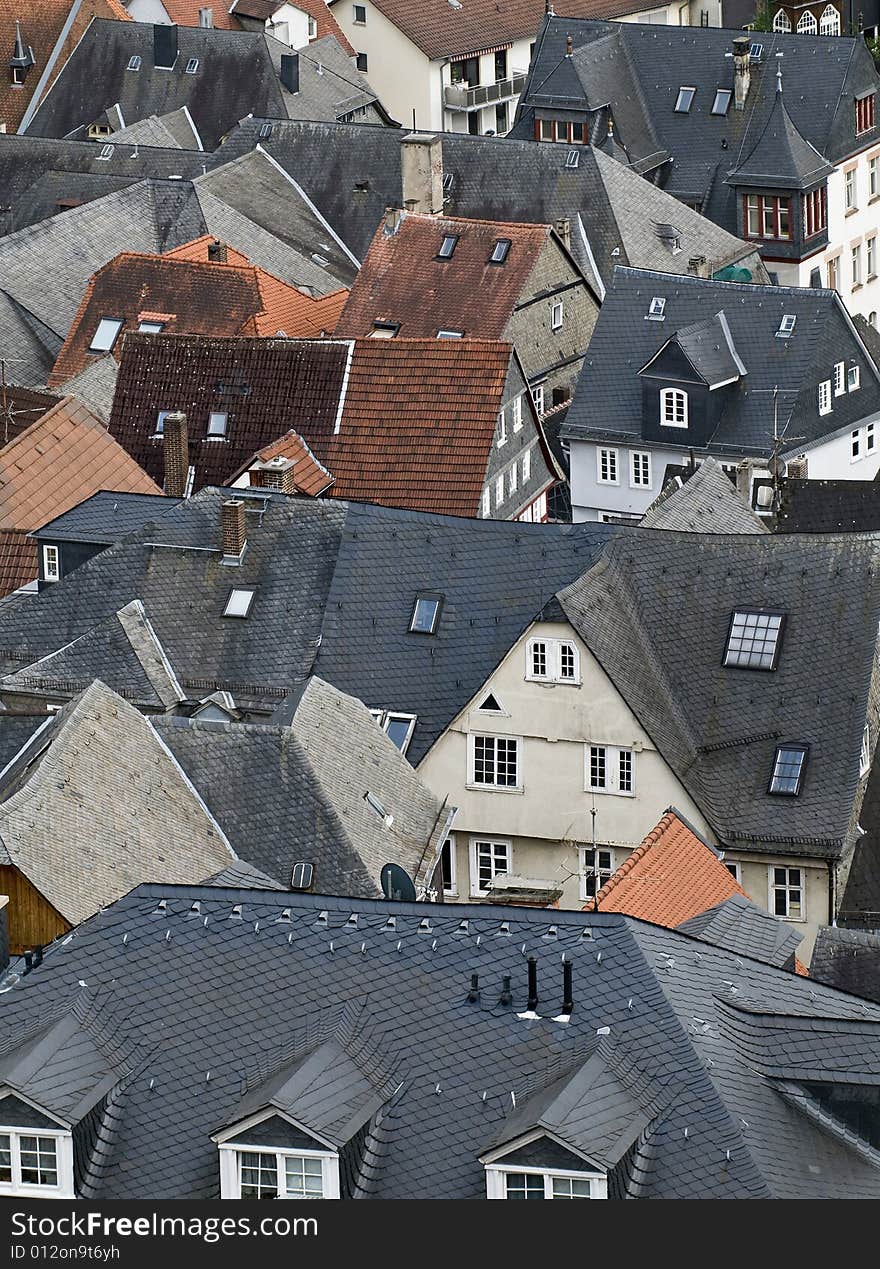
[797,10,818,32]
[660,388,688,428]
[819,4,840,32]
[773,8,792,30]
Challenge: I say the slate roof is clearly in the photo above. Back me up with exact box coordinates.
[677,893,803,970]
[0,713,49,773]
[152,676,453,894]
[0,396,161,540]
[727,83,834,192]
[55,357,119,424]
[0,680,232,924]
[235,0,355,54]
[3,884,880,1197]
[0,489,617,755]
[810,927,880,1005]
[33,491,179,545]
[562,267,880,459]
[107,112,191,150]
[775,479,880,535]
[641,457,768,534]
[560,531,880,859]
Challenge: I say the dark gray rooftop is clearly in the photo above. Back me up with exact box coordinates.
[811,927,880,1005]
[34,492,181,545]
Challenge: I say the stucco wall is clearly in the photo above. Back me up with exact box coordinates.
[331,0,435,128]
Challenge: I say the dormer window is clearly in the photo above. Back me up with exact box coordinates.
[89,317,123,352]
[0,1116,74,1198]
[674,87,695,113]
[797,10,817,30]
[745,194,790,241]
[490,238,511,264]
[724,609,784,670]
[221,1145,339,1199]
[773,9,791,30]
[436,234,459,260]
[369,320,399,338]
[856,92,875,136]
[138,320,165,333]
[486,1165,607,1199]
[660,387,688,428]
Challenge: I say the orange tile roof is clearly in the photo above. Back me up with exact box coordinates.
[0,396,161,536]
[248,282,348,338]
[336,213,551,340]
[163,236,252,266]
[230,429,335,496]
[0,531,38,599]
[162,0,238,28]
[584,811,748,927]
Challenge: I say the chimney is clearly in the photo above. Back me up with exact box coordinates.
[555,216,571,249]
[384,205,404,236]
[250,456,296,493]
[687,254,708,278]
[280,52,300,94]
[466,973,480,1003]
[162,411,189,499]
[732,36,751,111]
[207,238,227,263]
[735,459,754,502]
[400,132,444,215]
[561,958,573,1016]
[221,498,247,562]
[565,34,573,56]
[785,455,808,479]
[527,956,538,1011]
[0,897,8,973]
[153,23,179,70]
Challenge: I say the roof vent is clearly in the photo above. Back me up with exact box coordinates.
[365,791,394,826]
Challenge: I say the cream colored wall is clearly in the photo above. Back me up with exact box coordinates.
[331,0,436,128]
[418,619,714,908]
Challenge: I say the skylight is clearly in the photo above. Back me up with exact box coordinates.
[647,296,666,320]
[185,57,199,73]
[437,234,459,260]
[127,55,141,70]
[443,172,455,192]
[674,87,696,113]
[384,713,416,751]
[89,318,123,352]
[565,149,579,169]
[711,88,731,115]
[724,610,785,671]
[222,587,256,618]
[437,329,463,338]
[258,122,273,139]
[290,862,314,890]
[769,744,808,795]
[97,144,114,160]
[207,411,228,437]
[369,320,399,338]
[777,314,797,338]
[749,42,763,58]
[409,593,442,634]
[490,238,511,264]
[138,320,165,333]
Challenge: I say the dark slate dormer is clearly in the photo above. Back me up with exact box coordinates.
[9,19,35,85]
[637,309,746,447]
[726,73,833,264]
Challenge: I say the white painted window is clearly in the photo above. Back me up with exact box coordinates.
[468,734,521,790]
[868,237,877,277]
[660,388,687,428]
[526,637,580,684]
[371,709,417,754]
[512,395,523,431]
[818,4,839,33]
[508,463,517,497]
[848,365,860,391]
[42,545,60,582]
[0,1128,74,1197]
[495,474,504,507]
[486,1165,607,1199]
[833,362,845,395]
[470,837,511,896]
[219,1145,339,1199]
[852,430,861,461]
[579,846,615,901]
[586,744,634,796]
[852,243,862,286]
[818,380,832,415]
[630,450,651,487]
[522,446,531,483]
[597,447,619,484]
[870,157,878,199]
[207,411,228,437]
[223,587,256,618]
[353,3,366,21]
[773,9,791,30]
[861,723,871,777]
[845,168,856,211]
[769,866,804,920]
[497,407,507,446]
[724,610,784,670]
[797,10,817,31]
[532,383,544,415]
[551,301,564,330]
[723,860,742,884]
[89,317,123,352]
[482,487,491,517]
[138,320,165,333]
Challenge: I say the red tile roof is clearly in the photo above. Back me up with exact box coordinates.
[162,0,237,29]
[163,236,253,266]
[229,429,336,496]
[336,212,552,340]
[0,531,38,598]
[584,811,748,927]
[0,1,130,133]
[245,283,348,338]
[0,386,60,448]
[0,396,161,536]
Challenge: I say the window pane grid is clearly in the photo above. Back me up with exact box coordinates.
[284,1155,323,1198]
[240,1151,278,1199]
[0,1134,10,1184]
[618,749,633,793]
[771,867,803,918]
[724,611,782,669]
[590,746,606,789]
[770,746,806,795]
[477,839,509,889]
[19,1136,58,1187]
[551,1177,592,1198]
[505,1172,545,1199]
[473,736,518,787]
[531,641,548,677]
[559,643,576,679]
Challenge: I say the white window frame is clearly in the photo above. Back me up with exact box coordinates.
[551,300,564,330]
[852,429,861,462]
[818,380,832,415]
[525,636,580,685]
[486,1164,607,1199]
[522,446,532,483]
[497,407,507,447]
[845,168,856,211]
[507,463,517,497]
[511,394,523,432]
[833,362,846,396]
[630,450,652,489]
[579,846,616,902]
[852,243,862,286]
[481,487,491,517]
[870,156,879,199]
[88,317,123,352]
[773,9,791,31]
[722,859,742,884]
[371,709,417,755]
[660,387,688,428]
[768,866,805,922]
[218,1143,339,1199]
[597,447,619,485]
[861,723,871,777]
[439,835,457,896]
[469,836,512,897]
[585,744,635,797]
[848,365,860,391]
[223,587,256,618]
[207,411,228,438]
[467,733,522,792]
[532,383,545,416]
[0,1126,75,1199]
[495,474,504,508]
[42,544,60,582]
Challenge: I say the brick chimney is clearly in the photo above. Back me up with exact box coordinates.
[401,133,443,215]
[163,411,189,498]
[221,499,247,562]
[555,217,571,249]
[687,255,708,278]
[384,206,405,236]
[732,36,751,111]
[250,457,296,493]
[207,238,227,263]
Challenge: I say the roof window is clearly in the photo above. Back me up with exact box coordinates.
[290,862,314,890]
[674,87,696,113]
[750,42,763,58]
[89,317,123,352]
[723,610,785,671]
[436,234,459,260]
[185,57,199,73]
[565,149,579,169]
[409,592,442,635]
[207,411,228,437]
[437,329,463,339]
[711,88,731,115]
[97,144,114,160]
[647,296,666,320]
[369,320,399,338]
[776,314,796,338]
[222,587,256,618]
[258,122,273,139]
[769,744,808,795]
[489,238,511,264]
[365,791,393,826]
[138,320,165,333]
[443,172,455,192]
[127,55,141,70]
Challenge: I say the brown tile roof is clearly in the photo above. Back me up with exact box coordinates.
[162,0,238,29]
[0,0,130,133]
[163,236,253,266]
[0,396,161,536]
[335,212,551,340]
[584,811,748,927]
[231,0,355,54]
[50,248,341,385]
[0,386,60,448]
[229,429,336,496]
[0,530,38,598]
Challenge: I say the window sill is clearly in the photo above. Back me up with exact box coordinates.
[596,480,620,486]
[868,273,878,282]
[465,782,524,795]
[845,207,859,216]
[853,283,863,292]
[585,787,635,798]
[524,676,582,687]
[870,194,880,204]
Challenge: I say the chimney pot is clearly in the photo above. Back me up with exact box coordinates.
[162,411,189,499]
[207,238,227,263]
[384,205,404,236]
[565,34,573,56]
[221,499,247,562]
[732,36,751,111]
[527,956,538,1011]
[250,456,296,494]
[466,972,480,1003]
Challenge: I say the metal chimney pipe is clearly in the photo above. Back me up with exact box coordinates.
[562,959,573,1015]
[467,972,480,1003]
[527,956,538,1010]
[500,974,512,1006]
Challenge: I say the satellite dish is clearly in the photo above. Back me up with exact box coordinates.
[381,863,417,902]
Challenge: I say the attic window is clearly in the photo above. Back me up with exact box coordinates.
[565,149,579,169]
[0,1129,73,1195]
[409,592,442,634]
[776,314,796,338]
[861,723,871,776]
[97,144,114,160]
[437,329,463,339]
[258,122,273,139]
[490,238,511,264]
[478,692,504,712]
[207,411,228,437]
[443,172,454,192]
[89,317,123,352]
[138,320,165,333]
[437,234,459,260]
[127,55,141,70]
[674,87,696,113]
[723,610,784,671]
[185,57,199,73]
[711,89,731,116]
[222,587,256,618]
[365,791,393,826]
[290,862,314,890]
[769,744,808,795]
[647,296,666,320]
[369,320,399,338]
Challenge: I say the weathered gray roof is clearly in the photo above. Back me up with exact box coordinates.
[677,892,803,967]
[57,356,119,424]
[33,492,179,545]
[810,927,880,1005]
[641,458,768,534]
[727,85,834,192]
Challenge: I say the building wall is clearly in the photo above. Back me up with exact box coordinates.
[417,619,714,908]
[0,866,69,955]
[481,360,557,520]
[330,0,434,129]
[126,0,171,20]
